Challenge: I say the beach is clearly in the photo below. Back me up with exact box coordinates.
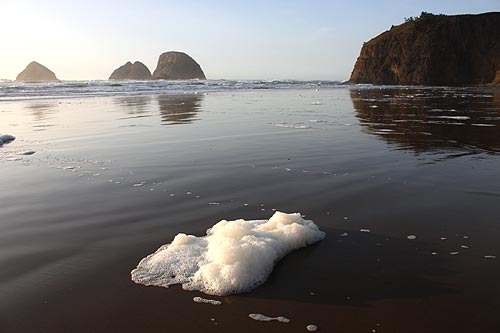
[1,85,500,332]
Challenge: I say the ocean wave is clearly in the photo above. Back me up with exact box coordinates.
[0,79,342,101]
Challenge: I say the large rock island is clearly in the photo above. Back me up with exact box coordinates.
[16,61,58,81]
[349,12,500,86]
[153,51,206,80]
[109,61,152,80]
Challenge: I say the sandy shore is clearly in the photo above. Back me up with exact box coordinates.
[1,88,499,332]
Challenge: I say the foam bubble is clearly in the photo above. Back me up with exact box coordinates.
[273,123,311,129]
[430,115,470,120]
[192,296,221,305]
[307,324,319,331]
[131,211,325,295]
[248,314,290,323]
[471,123,495,127]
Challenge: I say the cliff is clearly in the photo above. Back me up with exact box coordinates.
[109,61,152,80]
[349,12,500,86]
[16,61,58,82]
[153,51,206,80]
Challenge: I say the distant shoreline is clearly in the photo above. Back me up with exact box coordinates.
[0,80,498,103]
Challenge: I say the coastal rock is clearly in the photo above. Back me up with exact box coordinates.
[349,12,500,86]
[16,61,58,82]
[152,51,206,80]
[493,68,500,86]
[0,134,15,146]
[109,61,152,80]
[0,134,15,142]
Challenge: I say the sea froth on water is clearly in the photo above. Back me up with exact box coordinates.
[131,211,325,296]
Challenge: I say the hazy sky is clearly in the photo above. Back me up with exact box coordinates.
[1,0,498,81]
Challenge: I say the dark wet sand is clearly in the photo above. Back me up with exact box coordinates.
[1,88,500,332]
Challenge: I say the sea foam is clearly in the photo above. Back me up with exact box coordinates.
[131,211,325,295]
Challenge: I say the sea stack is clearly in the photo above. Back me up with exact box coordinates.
[109,61,152,80]
[349,12,500,86]
[152,51,206,80]
[16,61,58,82]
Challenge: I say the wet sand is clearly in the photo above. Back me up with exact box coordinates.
[1,88,500,332]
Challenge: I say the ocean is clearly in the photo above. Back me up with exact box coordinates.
[0,79,341,101]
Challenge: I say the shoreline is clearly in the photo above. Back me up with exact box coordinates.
[1,80,499,103]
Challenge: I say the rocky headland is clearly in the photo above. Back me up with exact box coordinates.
[349,12,500,86]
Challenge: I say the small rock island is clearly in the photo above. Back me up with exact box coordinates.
[16,61,58,82]
[152,51,206,80]
[349,12,500,86]
[109,61,152,80]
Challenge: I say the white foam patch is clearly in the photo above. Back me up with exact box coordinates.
[376,129,395,132]
[248,313,290,323]
[471,123,495,127]
[192,296,221,305]
[273,123,311,129]
[430,115,470,120]
[307,324,319,331]
[131,211,325,296]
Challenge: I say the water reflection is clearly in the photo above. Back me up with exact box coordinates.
[351,88,500,155]
[114,96,152,114]
[24,102,58,122]
[157,94,203,125]
[24,102,59,131]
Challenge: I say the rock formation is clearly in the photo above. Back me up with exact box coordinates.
[349,12,500,86]
[153,51,206,80]
[109,61,152,80]
[16,61,58,81]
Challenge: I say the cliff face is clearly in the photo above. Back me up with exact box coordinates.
[16,61,58,81]
[109,61,152,80]
[349,12,500,86]
[153,51,206,80]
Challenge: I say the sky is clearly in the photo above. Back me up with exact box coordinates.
[0,0,498,81]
